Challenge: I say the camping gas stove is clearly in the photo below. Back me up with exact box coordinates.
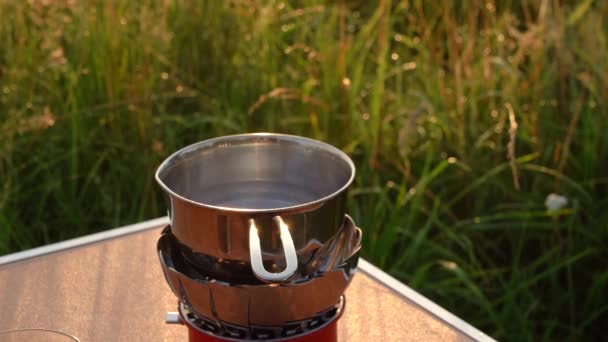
[155,134,361,342]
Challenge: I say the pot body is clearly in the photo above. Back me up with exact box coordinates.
[156,133,356,272]
[168,192,346,261]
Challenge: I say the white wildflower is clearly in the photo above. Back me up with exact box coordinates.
[438,260,458,271]
[545,193,568,212]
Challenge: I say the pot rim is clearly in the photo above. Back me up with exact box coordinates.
[155,132,356,213]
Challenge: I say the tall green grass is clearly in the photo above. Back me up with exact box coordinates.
[1,1,607,340]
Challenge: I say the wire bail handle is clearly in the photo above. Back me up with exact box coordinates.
[248,216,298,283]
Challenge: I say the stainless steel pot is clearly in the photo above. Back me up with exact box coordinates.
[155,133,355,283]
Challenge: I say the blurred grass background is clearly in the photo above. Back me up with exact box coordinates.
[1,0,607,340]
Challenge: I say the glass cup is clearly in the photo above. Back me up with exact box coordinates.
[0,328,80,342]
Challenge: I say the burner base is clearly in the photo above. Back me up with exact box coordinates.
[178,296,344,342]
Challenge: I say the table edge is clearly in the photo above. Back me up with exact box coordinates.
[0,217,495,342]
[358,259,495,342]
[0,217,170,265]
